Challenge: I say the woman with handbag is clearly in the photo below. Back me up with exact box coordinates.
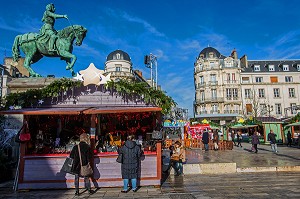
[119,135,141,193]
[70,133,94,196]
[171,141,185,176]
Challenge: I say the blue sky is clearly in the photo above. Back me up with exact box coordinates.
[1,0,300,117]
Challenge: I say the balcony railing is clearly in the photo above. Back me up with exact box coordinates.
[195,97,224,104]
[196,82,206,89]
[224,110,242,114]
[208,81,218,86]
[224,80,239,84]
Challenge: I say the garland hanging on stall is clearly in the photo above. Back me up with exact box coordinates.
[105,80,177,115]
[3,78,82,109]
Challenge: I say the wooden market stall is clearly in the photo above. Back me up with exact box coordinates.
[1,84,163,190]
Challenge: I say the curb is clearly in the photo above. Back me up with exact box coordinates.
[181,164,300,174]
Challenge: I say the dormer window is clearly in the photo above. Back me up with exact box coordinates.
[254,65,260,71]
[269,65,275,71]
[116,53,121,59]
[283,65,289,71]
[209,52,214,58]
[297,64,300,71]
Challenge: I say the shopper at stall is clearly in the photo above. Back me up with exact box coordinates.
[119,135,142,193]
[202,130,209,151]
[287,131,292,147]
[171,141,185,176]
[251,131,260,153]
[70,133,93,196]
[213,130,219,150]
[236,131,243,148]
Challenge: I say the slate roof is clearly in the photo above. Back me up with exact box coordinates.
[242,60,300,73]
[198,47,226,59]
[106,49,131,62]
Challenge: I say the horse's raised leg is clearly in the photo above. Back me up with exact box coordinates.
[24,53,41,77]
[59,50,77,76]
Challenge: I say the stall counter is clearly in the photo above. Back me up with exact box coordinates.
[17,143,162,190]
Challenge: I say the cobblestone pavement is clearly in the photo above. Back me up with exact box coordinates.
[185,142,300,168]
[0,143,299,198]
[0,172,299,198]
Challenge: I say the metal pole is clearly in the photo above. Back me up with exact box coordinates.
[155,56,158,90]
[150,60,153,87]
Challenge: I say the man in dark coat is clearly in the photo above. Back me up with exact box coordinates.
[202,130,209,151]
[251,131,260,153]
[268,130,278,153]
[287,131,292,147]
[119,135,141,193]
[70,133,93,195]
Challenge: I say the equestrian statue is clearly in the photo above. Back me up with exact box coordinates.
[12,3,87,77]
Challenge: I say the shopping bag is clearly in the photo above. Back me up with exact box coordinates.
[116,153,123,163]
[61,157,74,174]
[20,133,31,142]
[80,162,93,177]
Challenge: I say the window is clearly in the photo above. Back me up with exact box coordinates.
[269,65,275,71]
[226,88,232,99]
[258,89,265,98]
[260,104,267,115]
[246,104,253,114]
[242,77,249,83]
[199,64,203,71]
[232,88,238,99]
[273,88,280,98]
[209,62,215,68]
[116,53,121,59]
[270,76,278,83]
[254,65,260,71]
[275,103,282,114]
[297,64,300,71]
[200,91,205,101]
[245,89,251,98]
[210,74,216,82]
[212,104,218,113]
[283,65,289,71]
[285,76,293,82]
[291,103,297,114]
[226,73,231,81]
[199,76,204,84]
[255,77,263,82]
[225,61,233,67]
[289,88,295,98]
[116,67,121,71]
[211,89,217,99]
[232,73,236,81]
[200,91,205,102]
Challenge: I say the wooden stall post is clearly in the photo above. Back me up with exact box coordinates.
[90,114,96,181]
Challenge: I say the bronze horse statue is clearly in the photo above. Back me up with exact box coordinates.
[12,25,87,77]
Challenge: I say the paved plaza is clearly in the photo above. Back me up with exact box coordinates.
[0,143,299,198]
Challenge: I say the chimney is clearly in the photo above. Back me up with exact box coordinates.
[240,55,248,68]
[231,48,238,59]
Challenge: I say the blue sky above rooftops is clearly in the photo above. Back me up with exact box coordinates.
[1,0,300,117]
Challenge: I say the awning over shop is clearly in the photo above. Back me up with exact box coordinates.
[0,106,162,115]
[83,106,162,114]
[0,107,90,115]
[230,124,258,129]
[285,121,300,127]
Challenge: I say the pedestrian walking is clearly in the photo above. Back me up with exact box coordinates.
[231,130,236,146]
[236,131,243,148]
[251,131,260,153]
[202,130,209,151]
[70,133,94,196]
[119,135,141,193]
[170,141,185,176]
[213,130,219,150]
[268,130,278,153]
[287,131,292,147]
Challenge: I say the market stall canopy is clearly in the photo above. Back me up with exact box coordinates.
[285,121,300,127]
[83,106,161,114]
[230,123,258,129]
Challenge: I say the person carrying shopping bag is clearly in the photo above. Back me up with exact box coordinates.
[70,133,94,196]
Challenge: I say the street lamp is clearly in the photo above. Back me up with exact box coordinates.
[144,53,158,89]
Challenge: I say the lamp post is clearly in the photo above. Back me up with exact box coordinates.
[144,53,158,89]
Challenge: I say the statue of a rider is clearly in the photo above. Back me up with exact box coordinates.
[40,3,68,52]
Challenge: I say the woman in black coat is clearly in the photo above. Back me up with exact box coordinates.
[70,133,93,196]
[119,135,141,193]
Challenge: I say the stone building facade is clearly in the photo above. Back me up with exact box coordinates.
[194,47,300,124]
